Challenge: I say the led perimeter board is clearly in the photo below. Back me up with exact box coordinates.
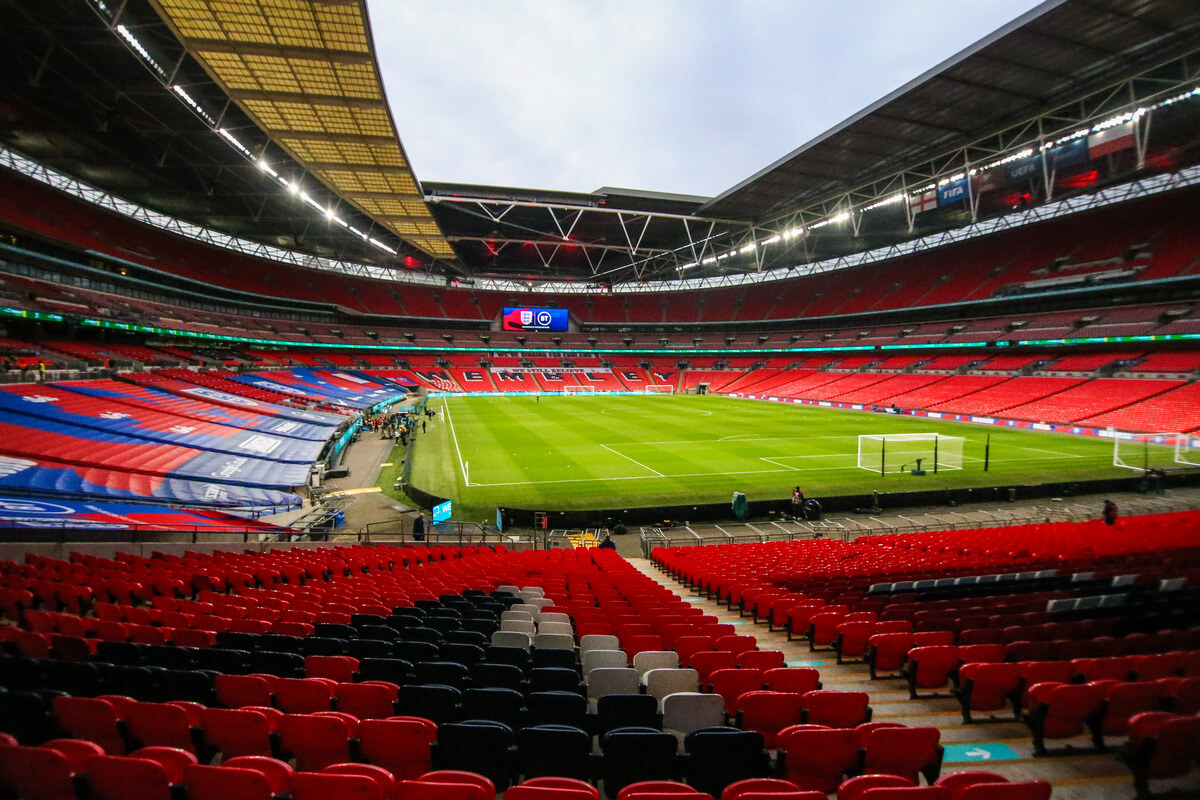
[502,307,569,332]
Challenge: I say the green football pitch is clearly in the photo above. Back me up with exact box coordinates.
[391,394,1132,520]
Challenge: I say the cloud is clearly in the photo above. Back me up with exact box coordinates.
[369,0,1045,197]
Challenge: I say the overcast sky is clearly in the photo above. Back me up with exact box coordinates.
[368,1,1048,199]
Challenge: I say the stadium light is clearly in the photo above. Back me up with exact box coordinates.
[739,243,756,255]
[217,128,252,157]
[368,237,398,255]
[862,193,905,211]
[809,211,850,231]
[115,24,166,78]
[257,159,278,177]
[171,85,215,125]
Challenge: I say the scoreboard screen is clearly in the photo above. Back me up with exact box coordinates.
[502,307,569,332]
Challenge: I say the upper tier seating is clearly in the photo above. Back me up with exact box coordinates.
[4,165,1200,324]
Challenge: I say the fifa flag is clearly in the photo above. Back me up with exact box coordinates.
[937,179,969,206]
[910,189,938,215]
[1088,121,1136,158]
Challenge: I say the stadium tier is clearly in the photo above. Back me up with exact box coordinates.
[6,6,1200,798]
[1,511,1198,797]
[4,164,1200,329]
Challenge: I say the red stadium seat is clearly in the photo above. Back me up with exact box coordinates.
[777,725,858,794]
[278,713,354,771]
[734,692,805,748]
[763,668,821,695]
[290,772,382,800]
[357,717,438,780]
[0,743,97,800]
[859,726,942,785]
[801,691,871,728]
[708,669,765,715]
[200,707,278,759]
[1116,711,1200,798]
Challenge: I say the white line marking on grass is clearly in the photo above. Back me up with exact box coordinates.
[761,457,800,471]
[1009,443,1086,458]
[719,433,862,441]
[469,463,866,488]
[599,444,665,477]
[443,398,473,486]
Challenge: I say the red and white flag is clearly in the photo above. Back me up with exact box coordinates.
[1088,121,1136,158]
[909,189,938,215]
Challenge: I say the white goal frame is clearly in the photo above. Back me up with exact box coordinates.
[1112,431,1199,471]
[857,432,965,475]
[644,385,675,394]
[563,385,596,395]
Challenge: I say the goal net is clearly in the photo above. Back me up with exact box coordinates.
[857,433,964,474]
[1112,431,1199,470]
[563,385,596,395]
[644,385,675,394]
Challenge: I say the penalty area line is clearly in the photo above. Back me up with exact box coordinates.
[599,444,664,477]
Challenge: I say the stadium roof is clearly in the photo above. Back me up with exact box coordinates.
[0,0,429,269]
[700,0,1200,222]
[145,0,457,262]
[1,0,1198,286]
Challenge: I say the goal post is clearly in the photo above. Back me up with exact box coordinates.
[563,385,596,395]
[644,385,675,394]
[857,433,964,475]
[1112,431,1197,471]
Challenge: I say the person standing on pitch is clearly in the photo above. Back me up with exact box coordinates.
[791,485,804,518]
[1102,499,1118,526]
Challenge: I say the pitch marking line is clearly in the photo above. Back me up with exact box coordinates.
[599,444,665,477]
[467,463,867,488]
[443,398,474,486]
[761,457,801,471]
[1010,443,1087,458]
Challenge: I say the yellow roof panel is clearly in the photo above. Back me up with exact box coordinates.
[148,0,456,264]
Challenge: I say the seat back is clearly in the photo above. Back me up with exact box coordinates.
[183,765,276,800]
[516,724,593,781]
[587,667,640,705]
[583,650,629,676]
[682,727,769,798]
[735,692,805,748]
[763,668,820,696]
[200,707,275,759]
[85,754,181,800]
[662,693,726,737]
[0,745,79,800]
[51,696,125,754]
[357,716,437,781]
[801,691,870,728]
[633,651,680,677]
[645,668,700,706]
[277,713,352,771]
[860,726,942,785]
[290,772,382,800]
[777,726,859,795]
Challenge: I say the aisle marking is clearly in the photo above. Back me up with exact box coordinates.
[943,743,1021,763]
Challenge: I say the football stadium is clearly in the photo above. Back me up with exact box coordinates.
[1,1,1200,798]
